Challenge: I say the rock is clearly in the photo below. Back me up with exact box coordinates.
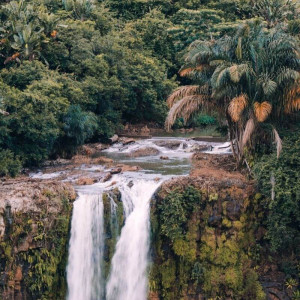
[188,144,212,152]
[110,168,122,174]
[102,173,112,182]
[109,134,119,144]
[120,138,136,145]
[72,155,92,164]
[160,156,169,160]
[94,143,109,151]
[75,177,95,185]
[129,147,160,157]
[154,140,182,149]
[77,145,96,156]
[95,156,113,164]
[127,181,134,188]
[117,164,142,172]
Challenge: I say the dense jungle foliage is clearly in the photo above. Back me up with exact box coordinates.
[0,0,298,173]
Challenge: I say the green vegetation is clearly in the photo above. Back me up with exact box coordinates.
[150,185,265,299]
[0,187,74,299]
[0,0,297,175]
[165,1,300,164]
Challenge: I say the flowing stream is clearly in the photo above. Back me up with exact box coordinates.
[32,137,231,300]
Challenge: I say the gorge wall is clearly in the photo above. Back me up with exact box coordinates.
[0,178,76,300]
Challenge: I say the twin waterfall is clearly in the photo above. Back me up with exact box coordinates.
[65,137,229,300]
[66,176,162,300]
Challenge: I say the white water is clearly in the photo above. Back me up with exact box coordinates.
[106,177,162,300]
[66,193,105,300]
[58,136,231,299]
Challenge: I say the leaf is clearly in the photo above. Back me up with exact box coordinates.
[254,101,272,122]
[165,95,209,131]
[166,85,208,108]
[228,94,248,122]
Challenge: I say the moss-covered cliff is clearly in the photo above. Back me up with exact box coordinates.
[0,178,76,300]
[149,153,291,300]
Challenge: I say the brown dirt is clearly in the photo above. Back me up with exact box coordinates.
[190,152,247,183]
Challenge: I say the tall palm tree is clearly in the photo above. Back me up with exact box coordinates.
[166,21,300,163]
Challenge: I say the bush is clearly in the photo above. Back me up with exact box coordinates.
[0,149,22,177]
[253,130,300,253]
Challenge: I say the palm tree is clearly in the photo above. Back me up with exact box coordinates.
[166,21,300,163]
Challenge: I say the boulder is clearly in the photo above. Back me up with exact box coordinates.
[120,138,136,145]
[117,164,142,172]
[129,147,160,157]
[109,134,119,144]
[153,140,183,149]
[95,156,113,164]
[160,156,169,160]
[110,168,122,174]
[102,173,112,182]
[75,177,95,185]
[188,144,212,152]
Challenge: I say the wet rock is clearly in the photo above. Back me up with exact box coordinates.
[129,147,160,157]
[71,155,92,164]
[127,181,134,188]
[117,164,142,172]
[153,140,184,149]
[94,143,109,151]
[102,173,112,182]
[160,156,169,160]
[188,144,212,152]
[109,134,119,144]
[110,168,122,174]
[75,177,95,185]
[94,156,113,164]
[120,138,136,145]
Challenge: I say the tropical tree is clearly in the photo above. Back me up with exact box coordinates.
[253,0,299,28]
[165,21,300,164]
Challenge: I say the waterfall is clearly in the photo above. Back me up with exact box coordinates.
[66,192,105,300]
[106,178,162,300]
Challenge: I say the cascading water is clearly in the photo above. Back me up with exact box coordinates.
[66,192,105,300]
[55,137,230,299]
[106,178,162,300]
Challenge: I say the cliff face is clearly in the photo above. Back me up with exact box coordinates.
[149,153,286,300]
[0,177,76,300]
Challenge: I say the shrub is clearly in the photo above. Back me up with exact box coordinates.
[0,149,22,177]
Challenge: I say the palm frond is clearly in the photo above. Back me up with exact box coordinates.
[166,85,201,108]
[242,118,255,149]
[254,101,272,122]
[179,65,210,77]
[273,128,282,159]
[228,94,248,122]
[165,95,208,131]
